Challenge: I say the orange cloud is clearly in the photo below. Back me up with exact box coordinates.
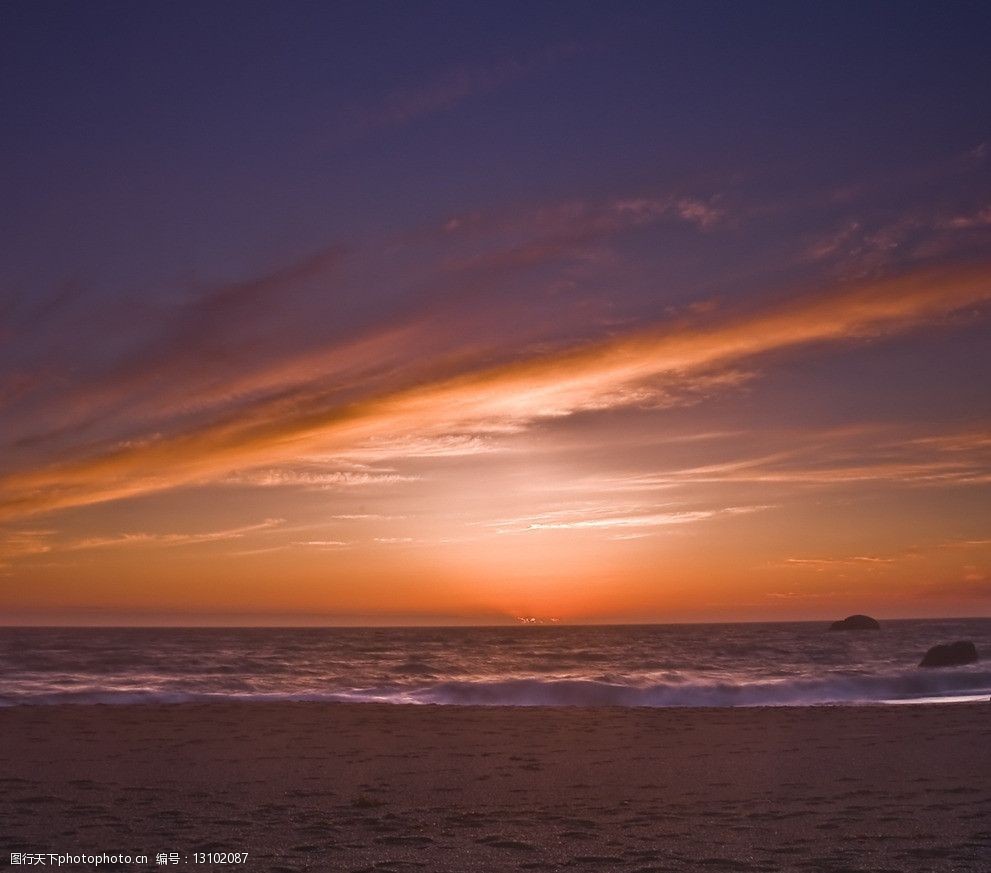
[0,261,988,520]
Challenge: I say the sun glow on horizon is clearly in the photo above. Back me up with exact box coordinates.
[2,23,990,625]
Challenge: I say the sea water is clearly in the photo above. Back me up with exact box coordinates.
[1,619,989,707]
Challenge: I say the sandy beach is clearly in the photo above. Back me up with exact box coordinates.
[1,702,989,872]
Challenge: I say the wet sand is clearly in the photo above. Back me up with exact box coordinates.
[1,702,989,871]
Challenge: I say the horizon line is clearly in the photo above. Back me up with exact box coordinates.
[2,615,989,631]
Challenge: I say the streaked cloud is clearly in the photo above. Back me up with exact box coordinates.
[2,519,286,561]
[938,205,991,230]
[0,260,988,520]
[326,433,502,462]
[225,468,421,488]
[0,528,56,565]
[783,556,897,568]
[68,518,286,551]
[494,504,769,534]
[580,426,991,491]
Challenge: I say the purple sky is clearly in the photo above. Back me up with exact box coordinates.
[1,3,989,624]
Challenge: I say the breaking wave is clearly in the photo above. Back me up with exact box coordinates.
[3,668,989,708]
[2,620,989,707]
[407,670,991,707]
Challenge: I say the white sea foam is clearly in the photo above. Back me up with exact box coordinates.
[1,620,988,707]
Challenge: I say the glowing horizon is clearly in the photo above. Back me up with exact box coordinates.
[2,6,990,625]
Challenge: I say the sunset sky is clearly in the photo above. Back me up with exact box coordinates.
[1,3,989,625]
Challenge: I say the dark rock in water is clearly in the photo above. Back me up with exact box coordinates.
[919,640,978,668]
[829,614,880,631]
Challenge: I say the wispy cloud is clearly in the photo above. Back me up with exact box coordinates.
[580,427,991,491]
[2,519,286,562]
[225,468,421,488]
[356,44,582,132]
[440,194,727,255]
[938,205,991,230]
[776,537,991,574]
[66,519,286,551]
[491,503,770,534]
[0,261,988,520]
[325,433,502,462]
[803,193,991,277]
[4,186,728,472]
[783,556,897,569]
[0,528,56,566]
[329,513,404,521]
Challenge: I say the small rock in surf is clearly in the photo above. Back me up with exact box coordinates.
[829,614,880,631]
[918,640,978,668]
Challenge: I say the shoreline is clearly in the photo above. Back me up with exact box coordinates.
[0,695,989,708]
[2,701,989,871]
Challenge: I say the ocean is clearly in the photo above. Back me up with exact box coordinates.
[1,619,988,707]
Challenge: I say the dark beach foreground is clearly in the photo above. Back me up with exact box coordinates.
[1,702,989,872]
